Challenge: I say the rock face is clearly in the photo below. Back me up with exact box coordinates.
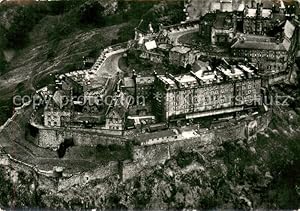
[0,102,300,209]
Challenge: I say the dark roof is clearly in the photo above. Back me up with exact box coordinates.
[107,106,127,119]
[213,13,233,30]
[200,12,217,26]
[52,90,68,108]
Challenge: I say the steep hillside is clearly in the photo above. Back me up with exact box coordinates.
[0,0,185,125]
[0,102,299,209]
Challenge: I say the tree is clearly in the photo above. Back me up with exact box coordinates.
[79,1,105,26]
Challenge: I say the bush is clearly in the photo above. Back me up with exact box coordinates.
[5,5,45,48]
[0,55,7,75]
[79,1,105,26]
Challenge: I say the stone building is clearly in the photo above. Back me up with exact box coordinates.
[105,106,126,131]
[231,20,297,74]
[209,0,233,12]
[123,73,155,103]
[169,46,195,68]
[199,12,236,45]
[211,12,236,45]
[44,109,71,128]
[152,60,262,121]
[242,1,287,36]
[43,90,71,128]
[199,13,216,42]
[137,41,172,64]
[243,4,273,35]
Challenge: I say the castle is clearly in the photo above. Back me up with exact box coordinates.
[29,0,298,150]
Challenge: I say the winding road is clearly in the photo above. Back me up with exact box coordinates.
[167,26,199,45]
[92,25,199,84]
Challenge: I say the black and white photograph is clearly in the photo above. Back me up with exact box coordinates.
[0,0,299,209]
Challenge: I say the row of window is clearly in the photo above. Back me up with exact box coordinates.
[234,50,286,58]
[109,126,121,130]
[47,121,58,126]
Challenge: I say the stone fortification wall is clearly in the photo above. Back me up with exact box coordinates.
[0,102,32,145]
[0,100,272,186]
[35,127,127,149]
[122,111,271,180]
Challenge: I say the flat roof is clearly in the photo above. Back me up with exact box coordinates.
[157,61,259,88]
[157,75,177,86]
[213,13,233,30]
[175,74,197,84]
[171,46,191,54]
[245,8,272,18]
[137,130,177,142]
[219,66,244,78]
[231,38,289,51]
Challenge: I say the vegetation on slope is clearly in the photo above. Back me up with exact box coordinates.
[0,0,185,125]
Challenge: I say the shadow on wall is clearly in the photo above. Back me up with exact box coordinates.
[57,138,74,158]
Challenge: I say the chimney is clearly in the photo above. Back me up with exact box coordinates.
[166,72,180,87]
[132,69,137,105]
[231,66,235,74]
[120,85,125,92]
[251,0,255,8]
[190,71,203,85]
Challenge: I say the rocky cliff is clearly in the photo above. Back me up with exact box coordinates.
[0,102,299,209]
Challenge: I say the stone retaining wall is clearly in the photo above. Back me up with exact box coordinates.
[35,127,128,149]
[121,111,272,180]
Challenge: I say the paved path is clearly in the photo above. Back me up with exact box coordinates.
[168,26,199,45]
[96,48,127,78]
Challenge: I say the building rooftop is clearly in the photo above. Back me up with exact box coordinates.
[219,66,244,79]
[123,76,155,88]
[201,12,217,25]
[123,77,135,88]
[231,31,292,51]
[158,43,173,51]
[232,39,288,51]
[283,20,296,39]
[63,69,110,90]
[193,69,216,83]
[145,40,157,50]
[213,13,233,30]
[136,129,177,143]
[210,2,221,11]
[236,33,275,42]
[262,8,272,18]
[170,46,191,54]
[136,76,155,85]
[157,75,177,87]
[52,90,66,108]
[175,74,198,88]
[245,8,272,18]
[157,61,258,89]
